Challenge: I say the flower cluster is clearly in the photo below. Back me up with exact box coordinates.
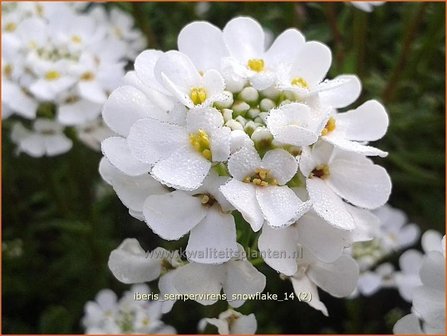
[352,204,421,296]
[82,284,175,334]
[393,230,445,334]
[100,17,392,318]
[2,2,145,156]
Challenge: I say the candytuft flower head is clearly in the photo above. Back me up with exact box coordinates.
[100,15,393,320]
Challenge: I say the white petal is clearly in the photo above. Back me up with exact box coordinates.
[154,50,201,92]
[43,134,72,156]
[108,239,162,284]
[178,21,228,71]
[58,100,101,126]
[224,259,267,308]
[265,29,305,67]
[99,158,165,212]
[203,69,225,98]
[306,178,355,230]
[220,179,264,232]
[393,314,423,334]
[101,136,151,176]
[256,186,311,228]
[151,146,211,190]
[158,271,177,313]
[421,229,443,253]
[290,41,332,87]
[357,272,382,296]
[78,81,107,104]
[187,206,237,264]
[223,17,265,62]
[419,251,445,291]
[399,249,423,275]
[127,118,186,165]
[134,49,167,92]
[143,190,207,240]
[258,225,298,276]
[187,107,224,133]
[308,255,359,297]
[211,127,231,162]
[250,71,276,91]
[318,75,362,108]
[261,149,298,185]
[336,100,389,142]
[328,152,392,209]
[412,286,445,327]
[102,86,159,137]
[227,145,262,181]
[323,136,388,157]
[173,263,224,305]
[296,212,346,263]
[231,314,257,334]
[290,275,328,316]
[18,134,45,157]
[201,318,229,335]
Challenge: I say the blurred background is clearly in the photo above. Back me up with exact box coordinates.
[2,1,445,334]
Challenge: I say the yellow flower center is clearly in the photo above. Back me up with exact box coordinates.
[5,22,16,32]
[247,58,265,72]
[45,70,61,81]
[291,77,309,89]
[71,35,82,44]
[190,87,207,105]
[321,117,336,136]
[189,129,212,160]
[4,64,13,78]
[243,168,277,187]
[310,164,330,179]
[80,71,95,81]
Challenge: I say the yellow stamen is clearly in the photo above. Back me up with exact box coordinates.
[247,58,265,72]
[201,195,210,204]
[321,117,336,136]
[45,70,61,81]
[4,64,13,77]
[5,22,16,32]
[311,164,330,179]
[244,168,277,187]
[190,87,207,105]
[291,77,309,89]
[189,129,212,161]
[71,35,82,44]
[80,71,95,81]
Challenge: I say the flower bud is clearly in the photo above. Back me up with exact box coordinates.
[226,119,244,131]
[235,115,247,126]
[260,98,275,112]
[214,91,234,109]
[222,108,233,122]
[247,108,260,119]
[232,101,250,116]
[239,86,259,103]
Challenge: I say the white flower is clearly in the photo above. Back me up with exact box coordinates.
[160,245,266,310]
[220,145,311,231]
[76,120,115,151]
[393,231,445,334]
[2,2,145,155]
[198,309,257,334]
[395,250,423,301]
[357,262,396,296]
[321,100,389,157]
[300,141,392,230]
[11,119,72,157]
[82,284,176,334]
[127,108,231,190]
[351,2,385,12]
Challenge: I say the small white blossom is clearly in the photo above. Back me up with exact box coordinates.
[198,309,257,334]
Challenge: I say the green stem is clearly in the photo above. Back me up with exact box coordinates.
[324,3,344,71]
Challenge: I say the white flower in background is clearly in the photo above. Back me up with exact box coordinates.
[99,15,392,319]
[394,250,423,302]
[2,2,145,156]
[393,231,445,334]
[76,120,115,152]
[11,119,72,157]
[356,262,395,297]
[82,284,176,334]
[351,2,385,12]
[198,309,257,334]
